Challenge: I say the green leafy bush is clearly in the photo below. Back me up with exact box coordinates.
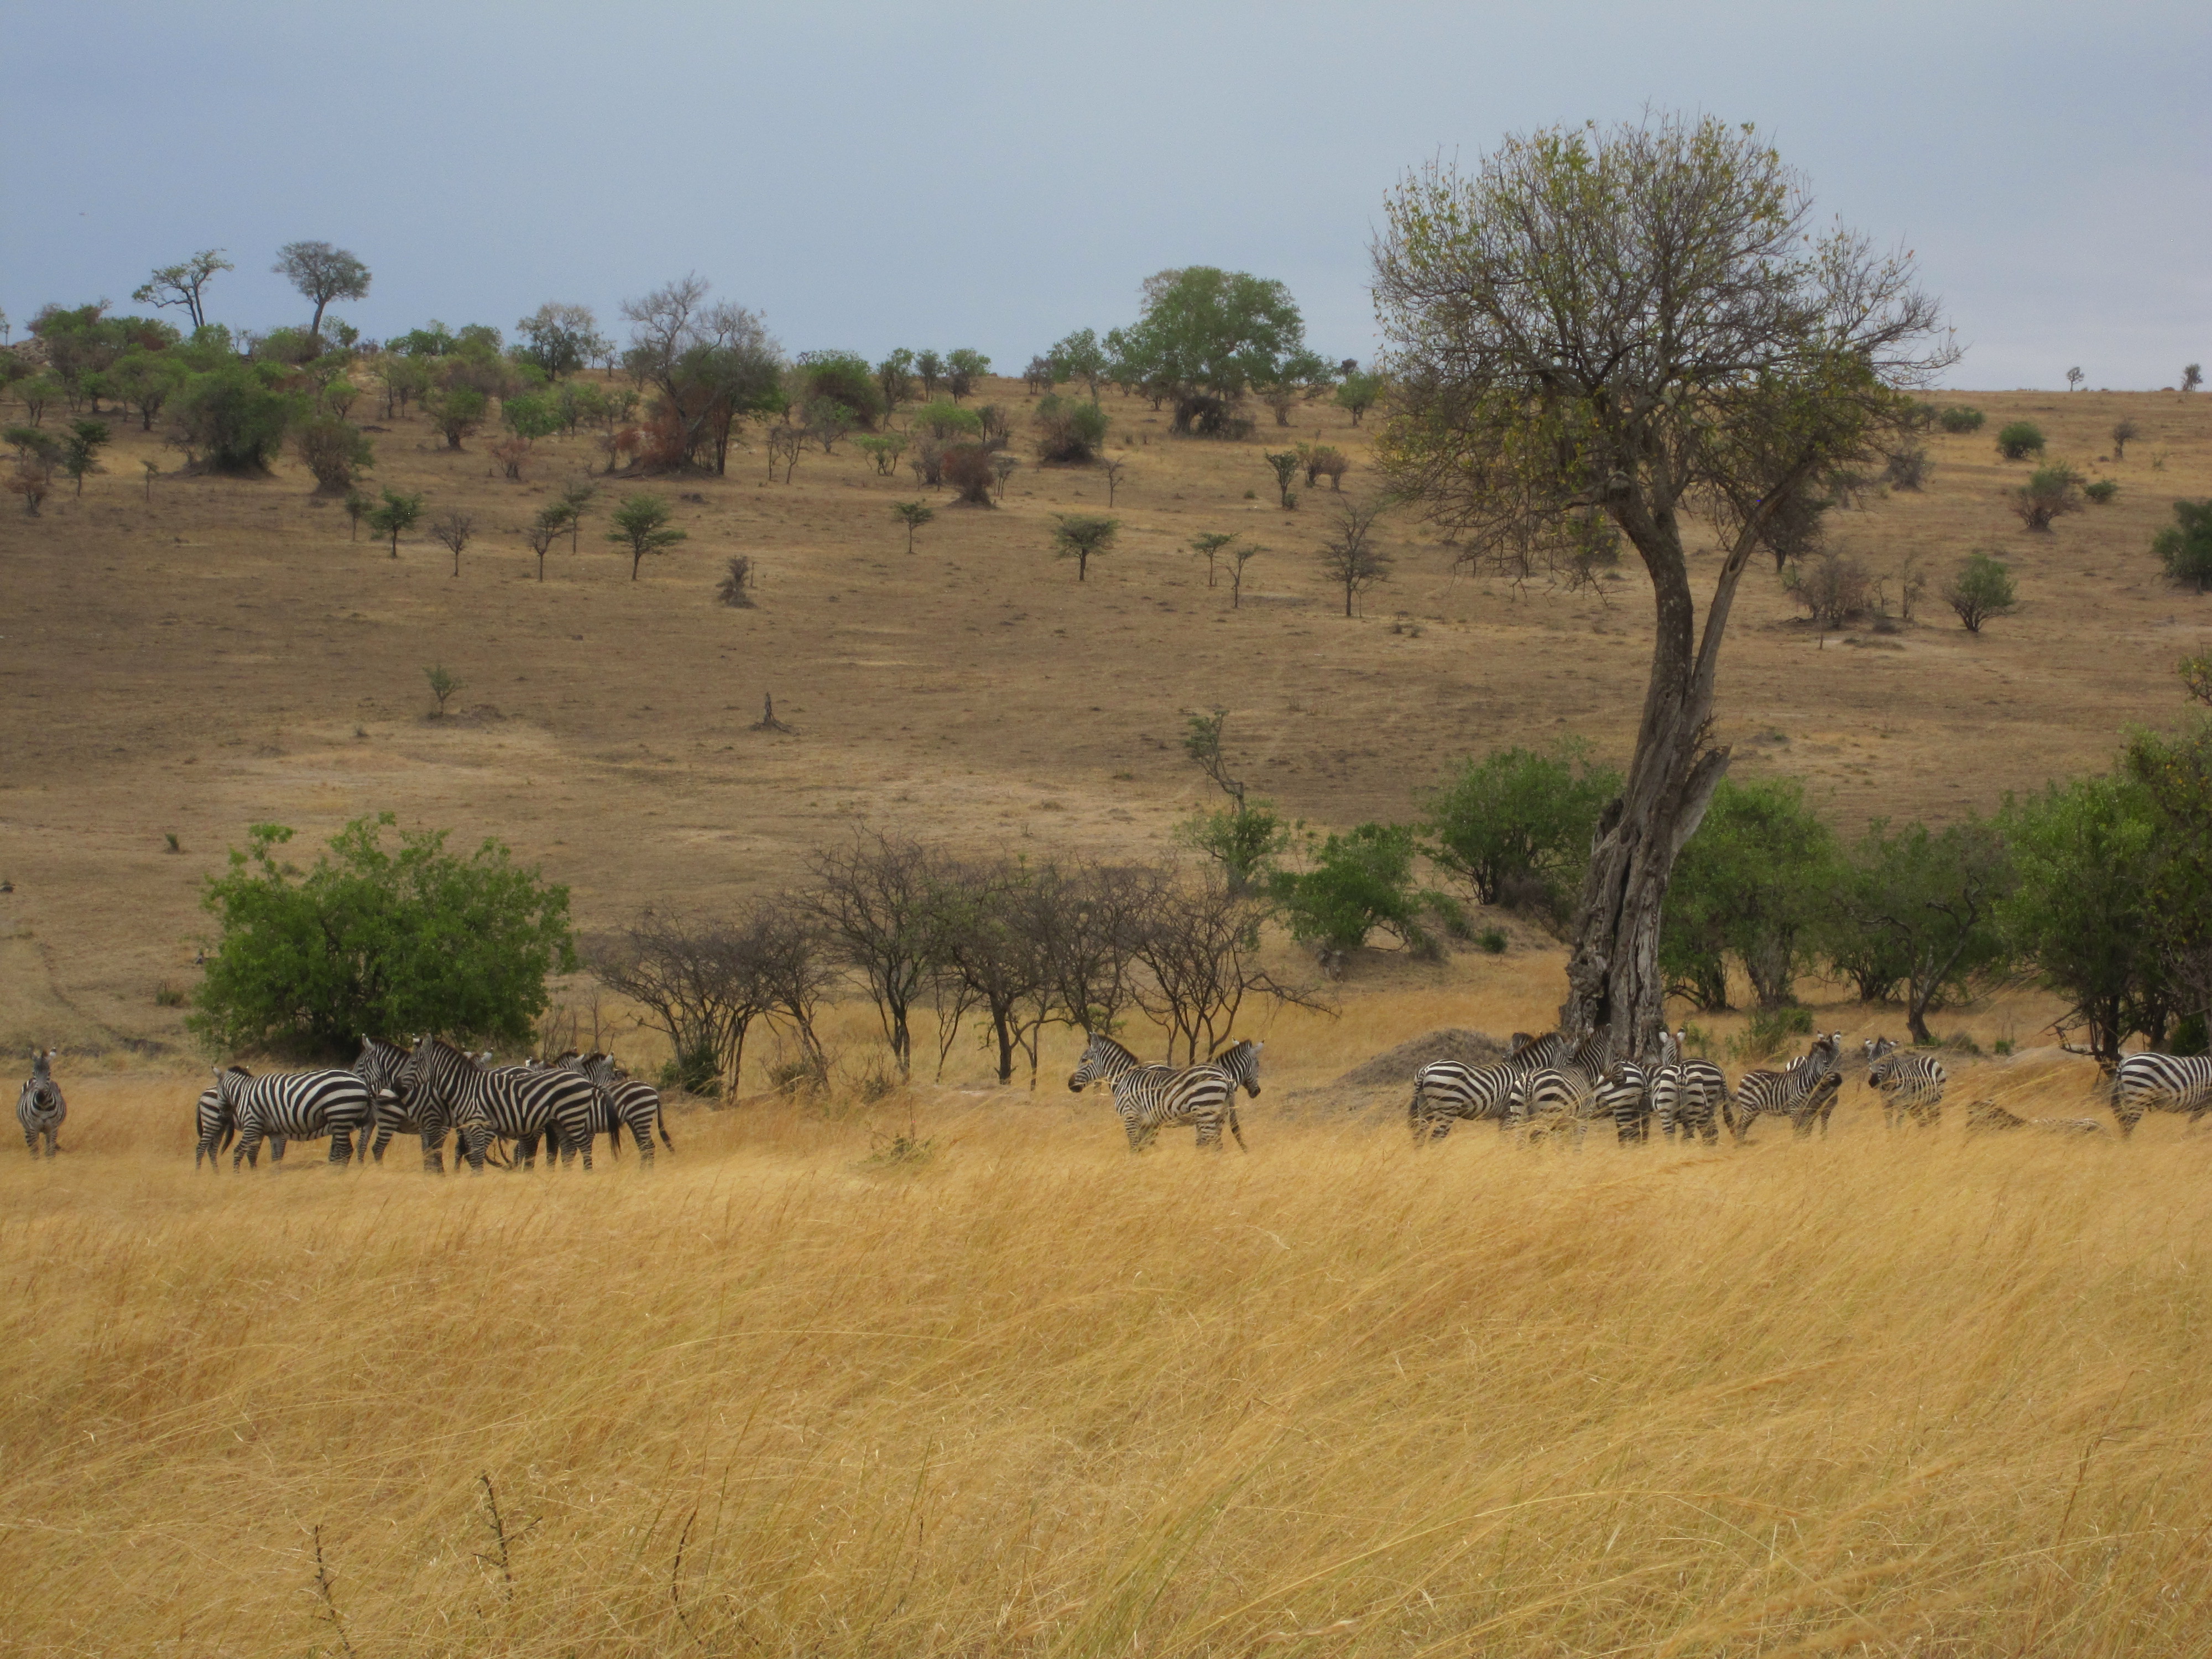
[1995,420,2045,460]
[2084,478,2119,504]
[1272,822,1440,958]
[2153,500,2212,592]
[169,361,296,472]
[1032,394,1108,463]
[1418,743,1619,914]
[1937,405,1985,434]
[1661,777,1835,1010]
[912,401,982,441]
[795,351,885,427]
[1944,551,2018,630]
[2010,463,2083,531]
[191,815,576,1059]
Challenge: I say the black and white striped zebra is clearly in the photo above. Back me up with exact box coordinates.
[17,1048,65,1157]
[354,1035,458,1172]
[2111,1052,2212,1137]
[1409,1030,1571,1143]
[212,1065,373,1169]
[559,1051,672,1165]
[1506,1034,1610,1138]
[402,1037,599,1171]
[1650,1058,1728,1144]
[1863,1037,1947,1129]
[1067,1032,1250,1151]
[1594,1061,1653,1144]
[1733,1034,1843,1142]
[191,1084,291,1170]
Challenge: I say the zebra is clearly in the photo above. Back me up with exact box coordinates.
[1864,1037,1947,1129]
[1650,1059,1729,1145]
[1593,1060,1653,1144]
[1965,1099,2107,1136]
[1733,1034,1844,1141]
[212,1065,373,1169]
[1067,1032,1250,1151]
[17,1048,65,1157]
[402,1037,600,1171]
[2111,1052,2212,1138]
[191,1083,292,1170]
[1409,1030,1574,1143]
[352,1034,457,1172]
[558,1051,672,1165]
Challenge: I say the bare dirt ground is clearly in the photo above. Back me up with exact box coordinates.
[2,377,2207,1066]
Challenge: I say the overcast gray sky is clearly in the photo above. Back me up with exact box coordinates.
[4,2,2205,389]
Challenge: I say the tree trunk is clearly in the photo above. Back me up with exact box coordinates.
[1556,475,1810,1059]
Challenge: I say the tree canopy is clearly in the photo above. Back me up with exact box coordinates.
[1105,267,1310,434]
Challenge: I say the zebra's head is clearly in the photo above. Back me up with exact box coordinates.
[1863,1035,1896,1065]
[211,1064,251,1107]
[30,1048,55,1080]
[1068,1031,1139,1094]
[1209,1039,1264,1097]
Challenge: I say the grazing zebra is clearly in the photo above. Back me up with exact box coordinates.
[1863,1037,1947,1128]
[1965,1099,2107,1136]
[1067,1031,1250,1151]
[559,1051,672,1165]
[2111,1052,2212,1138]
[1733,1034,1844,1141]
[1410,1030,1576,1143]
[17,1049,65,1157]
[191,1083,291,1170]
[403,1037,599,1171]
[213,1065,373,1169]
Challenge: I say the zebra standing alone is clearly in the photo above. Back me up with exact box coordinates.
[2111,1052,2212,1137]
[1863,1036,1947,1129]
[213,1065,373,1169]
[1067,1032,1259,1151]
[1733,1034,1843,1141]
[403,1037,600,1171]
[17,1048,65,1157]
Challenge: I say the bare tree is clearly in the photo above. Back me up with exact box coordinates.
[2066,366,2085,392]
[524,514,559,582]
[928,858,1053,1086]
[805,830,944,1078]
[1316,496,1392,615]
[133,249,232,331]
[1129,873,1319,1065]
[1026,860,1163,1038]
[1101,456,1126,505]
[429,510,474,578]
[1372,113,1952,1058]
[1227,539,1266,609]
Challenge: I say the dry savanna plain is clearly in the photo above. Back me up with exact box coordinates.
[4,377,2212,1655]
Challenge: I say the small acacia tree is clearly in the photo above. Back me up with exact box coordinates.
[1227,539,1266,608]
[365,488,424,558]
[524,512,560,581]
[133,249,233,330]
[293,415,371,494]
[2111,417,2140,460]
[1190,531,1235,586]
[1263,450,1300,508]
[2153,500,2212,592]
[1944,551,2017,631]
[2184,364,2203,395]
[2011,463,2084,531]
[1334,369,1382,425]
[424,663,462,716]
[891,499,933,553]
[1316,495,1391,615]
[1995,420,2046,461]
[607,493,686,578]
[1174,708,1290,894]
[1051,513,1118,581]
[430,509,473,577]
[272,241,372,348]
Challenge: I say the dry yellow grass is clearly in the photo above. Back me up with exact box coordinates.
[4,1062,2209,1657]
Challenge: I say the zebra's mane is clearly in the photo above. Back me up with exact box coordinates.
[1083,1032,1144,1066]
[421,1036,483,1067]
[1209,1039,1254,1062]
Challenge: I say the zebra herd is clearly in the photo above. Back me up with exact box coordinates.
[190,1036,671,1172]
[1411,1030,2212,1146]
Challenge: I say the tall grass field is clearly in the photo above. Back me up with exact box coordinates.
[4,1063,2206,1656]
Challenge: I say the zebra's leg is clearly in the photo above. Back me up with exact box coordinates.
[269,1136,288,1166]
[459,1123,489,1173]
[22,1123,36,1156]
[628,1109,655,1167]
[1194,1119,1220,1150]
[420,1129,445,1175]
[656,1106,674,1150]
[327,1126,353,1166]
[233,1124,262,1171]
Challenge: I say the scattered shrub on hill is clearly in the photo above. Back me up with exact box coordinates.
[1995,419,2045,460]
[1783,548,1873,628]
[2154,500,2212,592]
[854,434,905,476]
[429,509,474,577]
[1827,817,2013,1042]
[1050,513,1118,580]
[1264,449,1300,508]
[191,814,575,1060]
[943,348,991,403]
[1419,741,1620,916]
[2084,478,2119,504]
[512,302,608,379]
[1944,552,2017,632]
[2179,653,2212,707]
[1272,822,1442,963]
[1302,444,1349,490]
[2010,462,2084,531]
[1317,497,1392,615]
[169,360,296,473]
[424,382,487,450]
[59,419,109,495]
[423,662,462,716]
[1884,444,1931,491]
[890,500,933,554]
[1032,394,1108,463]
[606,493,686,578]
[2110,416,2140,460]
[1662,776,1835,1011]
[716,555,756,608]
[365,488,424,558]
[293,415,372,494]
[941,442,996,507]
[794,351,884,428]
[2185,363,2203,395]
[1022,356,1055,396]
[1047,329,1109,399]
[1335,369,1383,425]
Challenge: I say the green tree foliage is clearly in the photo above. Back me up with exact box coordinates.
[499,391,562,441]
[1827,818,2012,1041]
[1936,405,1985,433]
[1105,267,1310,435]
[620,278,784,473]
[1661,778,1836,1010]
[1032,393,1108,462]
[874,348,916,413]
[1334,368,1383,425]
[796,351,886,427]
[1419,743,1621,914]
[1047,328,1108,399]
[424,382,487,449]
[365,487,424,557]
[110,349,186,431]
[914,401,983,440]
[943,348,991,402]
[607,492,687,579]
[914,350,946,400]
[272,241,371,346]
[291,414,372,494]
[2000,774,2171,1070]
[2153,500,2212,592]
[890,499,933,554]
[1272,823,1442,959]
[191,815,575,1060]
[59,419,110,495]
[169,360,296,472]
[1945,550,2019,629]
[1994,420,2046,460]
[2123,720,2212,1045]
[1173,708,1291,894]
[512,302,608,378]
[1050,513,1118,580]
[2010,462,2083,531]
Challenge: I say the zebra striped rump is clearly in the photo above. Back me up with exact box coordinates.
[560,1051,672,1165]
[1068,1031,1251,1152]
[2111,1052,2212,1136]
[1409,1030,1573,1144]
[17,1049,65,1158]
[403,1038,600,1172]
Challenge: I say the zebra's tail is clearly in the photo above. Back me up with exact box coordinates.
[1227,1106,1248,1154]
[656,1099,674,1150]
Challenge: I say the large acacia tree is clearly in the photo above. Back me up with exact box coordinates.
[1371,114,1953,1057]
[1106,267,1309,434]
